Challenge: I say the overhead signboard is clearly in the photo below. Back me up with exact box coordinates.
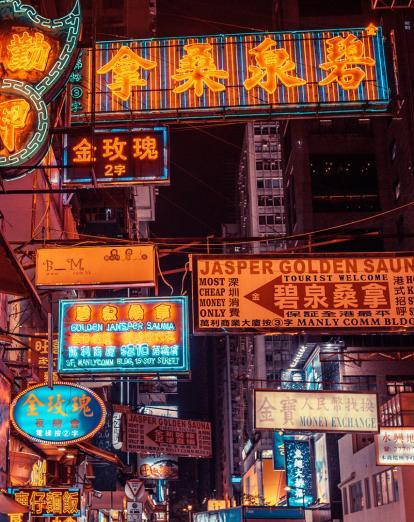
[192,255,414,333]
[254,389,379,433]
[57,296,190,374]
[69,26,388,125]
[36,244,156,288]
[375,428,414,465]
[285,440,313,507]
[10,487,80,517]
[0,0,81,178]
[28,333,58,380]
[10,382,106,445]
[138,456,179,480]
[64,127,169,186]
[124,413,212,458]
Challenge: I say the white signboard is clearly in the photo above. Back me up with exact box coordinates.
[254,389,378,433]
[376,428,414,465]
[127,501,143,522]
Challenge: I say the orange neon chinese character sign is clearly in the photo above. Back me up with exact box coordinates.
[319,34,376,90]
[7,31,52,72]
[72,138,96,163]
[244,37,306,93]
[97,46,157,102]
[0,99,30,153]
[172,43,229,97]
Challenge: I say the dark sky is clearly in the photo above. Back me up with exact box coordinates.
[150,0,273,239]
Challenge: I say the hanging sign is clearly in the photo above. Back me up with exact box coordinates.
[0,0,81,178]
[124,413,212,458]
[64,127,169,186]
[57,296,190,374]
[138,456,179,480]
[36,244,156,288]
[10,487,80,517]
[192,254,414,333]
[375,428,414,465]
[285,440,314,507]
[10,382,106,445]
[70,26,389,124]
[255,389,379,433]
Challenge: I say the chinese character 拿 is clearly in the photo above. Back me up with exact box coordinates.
[172,43,229,97]
[244,36,306,94]
[319,34,375,90]
[97,46,157,102]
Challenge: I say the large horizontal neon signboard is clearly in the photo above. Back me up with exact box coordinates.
[64,127,169,186]
[10,382,106,445]
[69,26,389,124]
[10,487,80,517]
[58,297,190,374]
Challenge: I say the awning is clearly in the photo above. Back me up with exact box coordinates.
[0,231,42,309]
[76,442,124,468]
[0,492,29,514]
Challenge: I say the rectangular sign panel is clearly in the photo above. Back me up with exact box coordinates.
[192,255,414,333]
[255,389,379,433]
[285,440,313,507]
[64,127,168,186]
[68,27,388,124]
[138,456,179,480]
[36,245,156,288]
[124,413,212,457]
[10,488,80,517]
[58,296,189,374]
[376,428,414,465]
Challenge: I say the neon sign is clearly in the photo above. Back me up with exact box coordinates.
[57,296,190,374]
[285,440,314,508]
[70,26,388,124]
[64,127,169,186]
[10,487,80,517]
[0,0,81,178]
[10,382,106,445]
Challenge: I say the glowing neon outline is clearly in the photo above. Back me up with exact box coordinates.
[57,296,190,374]
[10,381,106,446]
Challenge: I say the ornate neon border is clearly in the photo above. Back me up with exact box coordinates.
[10,381,107,446]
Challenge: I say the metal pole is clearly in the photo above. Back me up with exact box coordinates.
[47,311,54,389]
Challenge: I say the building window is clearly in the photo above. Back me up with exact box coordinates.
[258,195,283,207]
[256,161,263,170]
[342,488,349,515]
[342,375,376,391]
[386,378,414,395]
[373,469,399,506]
[257,178,283,189]
[365,478,371,509]
[258,215,285,226]
[349,481,364,512]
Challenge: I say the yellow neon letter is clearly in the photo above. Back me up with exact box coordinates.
[0,99,30,153]
[172,43,229,97]
[97,46,157,102]
[319,34,375,90]
[244,37,306,93]
[7,31,51,72]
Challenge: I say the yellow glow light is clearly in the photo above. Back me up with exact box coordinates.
[172,42,229,97]
[97,46,157,102]
[319,34,376,90]
[7,31,51,72]
[244,36,306,93]
[0,99,30,153]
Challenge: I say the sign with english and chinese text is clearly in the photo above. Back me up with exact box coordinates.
[10,382,106,445]
[192,255,414,333]
[254,389,379,433]
[58,296,189,374]
[124,413,212,458]
[376,428,414,465]
[36,244,156,288]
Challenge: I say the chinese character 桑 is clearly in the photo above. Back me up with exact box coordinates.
[7,31,51,72]
[319,34,376,90]
[172,43,229,97]
[97,45,157,101]
[244,36,306,94]
[333,283,358,308]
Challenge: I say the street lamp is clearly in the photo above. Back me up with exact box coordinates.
[284,486,305,509]
[187,504,193,522]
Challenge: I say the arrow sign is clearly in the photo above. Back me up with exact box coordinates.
[244,276,390,317]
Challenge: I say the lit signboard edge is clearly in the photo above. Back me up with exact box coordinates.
[57,296,190,375]
[10,382,106,446]
[254,388,380,434]
[375,427,414,466]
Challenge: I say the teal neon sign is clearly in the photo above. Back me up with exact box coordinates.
[10,382,106,445]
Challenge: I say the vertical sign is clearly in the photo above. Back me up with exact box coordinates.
[285,440,313,507]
